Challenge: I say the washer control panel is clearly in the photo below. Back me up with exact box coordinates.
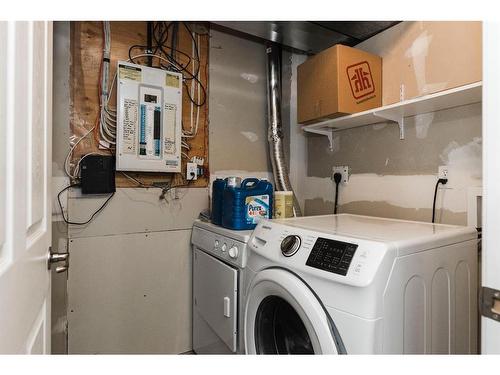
[305,238,358,276]
[250,220,390,287]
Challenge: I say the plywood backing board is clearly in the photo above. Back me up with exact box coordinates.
[69,21,209,188]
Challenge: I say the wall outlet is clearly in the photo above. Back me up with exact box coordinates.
[438,165,449,179]
[186,162,198,181]
[332,166,349,184]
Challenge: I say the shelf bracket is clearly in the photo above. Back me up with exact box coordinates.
[373,111,405,140]
[303,128,335,151]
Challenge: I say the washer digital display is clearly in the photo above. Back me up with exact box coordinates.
[306,238,358,276]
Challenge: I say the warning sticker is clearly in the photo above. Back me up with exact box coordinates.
[165,73,180,88]
[164,103,177,154]
[119,64,142,82]
[122,98,138,154]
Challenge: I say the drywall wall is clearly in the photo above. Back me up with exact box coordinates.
[67,230,192,354]
[209,29,272,180]
[357,21,482,105]
[288,21,482,225]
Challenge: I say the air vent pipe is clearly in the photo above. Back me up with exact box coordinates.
[266,44,302,217]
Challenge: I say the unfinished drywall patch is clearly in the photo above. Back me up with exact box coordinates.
[338,200,466,225]
[304,198,335,216]
[240,131,259,143]
[209,29,270,173]
[356,21,482,105]
[440,137,482,175]
[299,170,479,214]
[303,183,468,225]
[404,30,447,96]
[307,103,481,178]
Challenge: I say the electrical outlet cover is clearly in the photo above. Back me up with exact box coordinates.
[186,162,198,181]
[438,165,449,179]
[332,166,349,184]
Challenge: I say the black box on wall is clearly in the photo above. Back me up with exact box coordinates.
[80,155,116,194]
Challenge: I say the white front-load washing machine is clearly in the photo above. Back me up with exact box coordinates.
[244,214,478,354]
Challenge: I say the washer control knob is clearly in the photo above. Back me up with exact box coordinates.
[221,243,227,252]
[281,235,301,257]
[228,246,239,259]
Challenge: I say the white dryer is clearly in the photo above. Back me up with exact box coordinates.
[244,214,478,354]
[191,220,252,354]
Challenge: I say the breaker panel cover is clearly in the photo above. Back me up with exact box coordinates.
[116,61,182,172]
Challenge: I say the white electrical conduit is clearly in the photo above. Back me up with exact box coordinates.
[182,32,201,139]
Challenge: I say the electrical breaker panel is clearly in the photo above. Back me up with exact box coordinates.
[116,61,182,172]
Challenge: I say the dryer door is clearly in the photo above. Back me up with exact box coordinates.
[193,248,238,353]
[244,268,345,354]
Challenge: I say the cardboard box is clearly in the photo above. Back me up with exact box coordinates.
[297,44,382,124]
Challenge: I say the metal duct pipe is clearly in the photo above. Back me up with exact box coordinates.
[266,44,302,217]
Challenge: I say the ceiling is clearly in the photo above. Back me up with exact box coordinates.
[211,21,400,54]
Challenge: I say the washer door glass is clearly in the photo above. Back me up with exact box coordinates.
[245,269,342,354]
[255,295,313,354]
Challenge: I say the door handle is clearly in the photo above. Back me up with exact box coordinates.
[47,246,69,270]
[55,266,68,273]
[223,296,231,318]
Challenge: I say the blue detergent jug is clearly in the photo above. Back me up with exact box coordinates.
[211,178,226,225]
[222,178,274,230]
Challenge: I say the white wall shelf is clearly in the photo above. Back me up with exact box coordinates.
[302,81,482,150]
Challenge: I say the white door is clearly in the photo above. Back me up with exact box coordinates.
[482,21,500,354]
[0,21,53,354]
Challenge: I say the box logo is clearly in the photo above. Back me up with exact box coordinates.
[346,61,375,100]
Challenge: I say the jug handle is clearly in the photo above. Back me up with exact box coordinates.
[241,178,260,189]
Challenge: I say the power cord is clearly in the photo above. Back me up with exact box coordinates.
[57,183,115,225]
[432,178,448,223]
[333,172,342,215]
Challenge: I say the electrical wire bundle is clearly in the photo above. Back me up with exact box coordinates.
[128,22,207,108]
[127,22,207,159]
[64,21,115,181]
[99,21,117,148]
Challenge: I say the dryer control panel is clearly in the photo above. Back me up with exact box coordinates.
[306,238,358,276]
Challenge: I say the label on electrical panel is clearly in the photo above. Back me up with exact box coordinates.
[122,98,138,154]
[165,73,180,88]
[164,103,177,154]
[119,64,142,82]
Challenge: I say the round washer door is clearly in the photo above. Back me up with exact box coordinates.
[244,268,341,354]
